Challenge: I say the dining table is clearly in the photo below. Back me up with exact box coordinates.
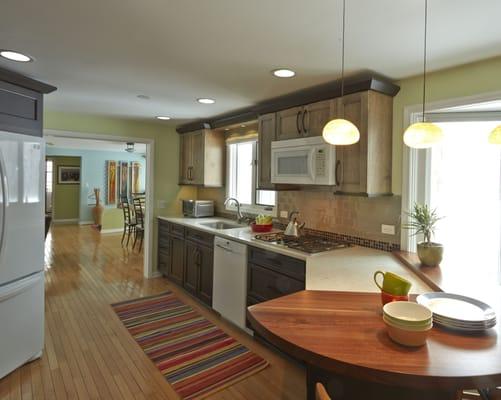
[247,290,501,400]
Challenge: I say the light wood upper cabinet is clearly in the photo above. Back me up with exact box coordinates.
[276,106,303,140]
[303,99,332,137]
[334,91,393,196]
[276,100,333,140]
[257,113,276,190]
[178,129,224,187]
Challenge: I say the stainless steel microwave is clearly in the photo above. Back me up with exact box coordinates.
[182,200,214,218]
[271,136,336,185]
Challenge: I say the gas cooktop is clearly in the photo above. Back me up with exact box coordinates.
[253,232,351,254]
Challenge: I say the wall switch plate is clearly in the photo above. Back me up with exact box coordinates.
[280,210,288,219]
[381,224,396,235]
[157,200,166,209]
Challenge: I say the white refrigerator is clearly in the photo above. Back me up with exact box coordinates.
[0,130,45,379]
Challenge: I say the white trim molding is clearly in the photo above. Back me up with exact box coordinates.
[78,220,94,225]
[100,228,123,234]
[52,218,79,224]
[44,128,155,279]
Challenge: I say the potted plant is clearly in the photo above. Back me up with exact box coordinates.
[403,203,444,267]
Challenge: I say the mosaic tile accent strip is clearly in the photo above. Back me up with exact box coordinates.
[272,222,400,252]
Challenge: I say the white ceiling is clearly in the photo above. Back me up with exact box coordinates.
[45,136,146,154]
[2,0,501,124]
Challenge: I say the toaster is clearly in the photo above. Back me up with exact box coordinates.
[182,200,214,218]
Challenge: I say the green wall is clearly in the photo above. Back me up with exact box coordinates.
[392,55,501,194]
[48,156,81,220]
[44,112,197,271]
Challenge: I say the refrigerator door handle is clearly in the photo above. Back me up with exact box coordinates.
[0,151,8,257]
[0,273,41,303]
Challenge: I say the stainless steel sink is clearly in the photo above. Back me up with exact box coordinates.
[199,221,243,230]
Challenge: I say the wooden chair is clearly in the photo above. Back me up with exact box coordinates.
[121,200,136,246]
[132,198,144,252]
[316,383,331,400]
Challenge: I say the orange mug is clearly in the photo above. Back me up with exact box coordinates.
[381,290,409,306]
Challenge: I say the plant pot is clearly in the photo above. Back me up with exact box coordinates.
[417,242,443,267]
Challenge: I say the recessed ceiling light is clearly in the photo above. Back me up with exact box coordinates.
[197,98,215,104]
[156,116,171,120]
[137,94,150,100]
[240,124,246,128]
[224,128,230,131]
[272,68,296,78]
[0,50,33,62]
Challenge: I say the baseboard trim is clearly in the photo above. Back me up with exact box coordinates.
[79,220,94,225]
[100,228,124,234]
[52,219,79,224]
[150,271,163,278]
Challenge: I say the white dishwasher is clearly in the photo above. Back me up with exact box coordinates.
[213,237,249,332]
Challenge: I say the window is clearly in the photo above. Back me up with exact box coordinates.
[226,139,276,215]
[45,159,54,213]
[403,115,501,284]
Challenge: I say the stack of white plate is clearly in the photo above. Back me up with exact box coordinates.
[416,293,497,332]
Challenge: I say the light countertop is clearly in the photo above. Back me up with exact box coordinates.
[158,216,433,294]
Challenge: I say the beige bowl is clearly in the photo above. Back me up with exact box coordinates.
[383,315,432,332]
[384,319,432,347]
[383,301,432,324]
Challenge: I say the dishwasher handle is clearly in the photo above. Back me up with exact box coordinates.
[215,244,233,253]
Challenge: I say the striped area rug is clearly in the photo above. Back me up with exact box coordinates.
[111,291,269,399]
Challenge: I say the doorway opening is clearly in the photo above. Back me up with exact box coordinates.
[44,129,154,278]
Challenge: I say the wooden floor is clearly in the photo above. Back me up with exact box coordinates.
[0,225,306,400]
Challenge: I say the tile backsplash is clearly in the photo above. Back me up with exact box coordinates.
[197,187,402,246]
[278,191,401,245]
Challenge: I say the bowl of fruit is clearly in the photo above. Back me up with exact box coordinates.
[251,215,273,233]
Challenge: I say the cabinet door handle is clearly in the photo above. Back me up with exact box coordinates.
[335,160,341,186]
[187,166,192,181]
[302,109,308,135]
[296,111,301,134]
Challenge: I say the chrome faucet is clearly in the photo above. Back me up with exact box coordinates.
[224,197,246,224]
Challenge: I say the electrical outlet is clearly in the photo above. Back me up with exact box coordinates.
[381,224,396,235]
[280,210,288,219]
[157,200,166,209]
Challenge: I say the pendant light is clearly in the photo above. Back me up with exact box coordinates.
[322,0,360,146]
[488,125,501,144]
[125,142,135,153]
[403,0,443,149]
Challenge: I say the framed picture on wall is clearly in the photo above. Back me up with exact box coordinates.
[106,160,117,204]
[118,161,129,201]
[57,166,80,184]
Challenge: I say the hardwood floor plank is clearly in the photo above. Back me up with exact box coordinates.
[0,225,306,400]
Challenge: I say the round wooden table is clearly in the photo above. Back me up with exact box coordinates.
[247,290,501,400]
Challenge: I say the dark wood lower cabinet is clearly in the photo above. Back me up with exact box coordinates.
[197,245,213,306]
[157,220,213,307]
[184,241,199,296]
[169,236,185,286]
[246,247,305,307]
[246,246,306,331]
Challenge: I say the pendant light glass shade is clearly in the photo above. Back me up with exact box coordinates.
[322,0,360,146]
[403,0,443,149]
[488,125,501,144]
[403,122,443,149]
[323,119,360,145]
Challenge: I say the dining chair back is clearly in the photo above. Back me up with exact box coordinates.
[132,198,145,252]
[121,200,136,246]
[316,383,331,400]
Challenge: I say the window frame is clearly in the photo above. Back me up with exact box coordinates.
[225,138,276,216]
[401,90,501,251]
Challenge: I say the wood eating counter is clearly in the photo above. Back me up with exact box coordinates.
[247,290,501,400]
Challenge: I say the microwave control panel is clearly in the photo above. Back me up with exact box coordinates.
[315,148,326,177]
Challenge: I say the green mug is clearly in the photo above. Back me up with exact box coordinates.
[373,270,412,296]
